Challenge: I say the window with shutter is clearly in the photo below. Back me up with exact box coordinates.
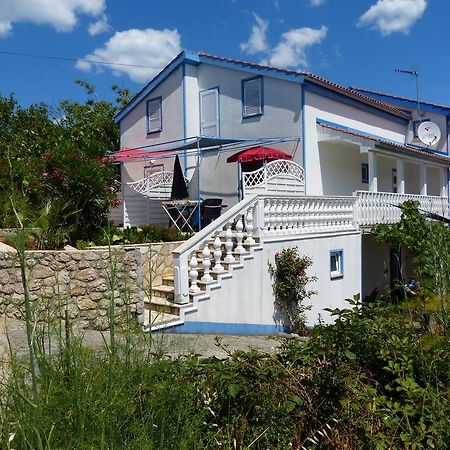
[242,76,263,118]
[146,98,162,133]
[200,88,219,136]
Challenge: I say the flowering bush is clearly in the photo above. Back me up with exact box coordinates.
[268,247,317,334]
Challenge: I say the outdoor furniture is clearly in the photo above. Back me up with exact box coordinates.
[201,198,225,228]
[161,199,201,232]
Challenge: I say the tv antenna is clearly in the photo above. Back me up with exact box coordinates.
[395,69,421,119]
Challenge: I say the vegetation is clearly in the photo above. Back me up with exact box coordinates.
[0,82,133,247]
[268,248,317,334]
[84,223,190,248]
[0,188,449,448]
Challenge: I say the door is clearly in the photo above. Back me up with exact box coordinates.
[200,88,219,137]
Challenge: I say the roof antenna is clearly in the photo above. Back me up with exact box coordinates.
[395,69,421,119]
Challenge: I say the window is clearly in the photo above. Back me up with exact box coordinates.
[242,76,263,118]
[392,168,397,193]
[146,97,162,133]
[330,250,343,279]
[361,163,369,184]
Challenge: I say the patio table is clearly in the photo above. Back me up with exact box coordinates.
[161,199,201,232]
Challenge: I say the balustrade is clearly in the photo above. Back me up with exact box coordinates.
[354,191,449,226]
[173,193,358,304]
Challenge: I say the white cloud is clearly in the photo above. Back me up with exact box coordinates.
[0,0,105,36]
[88,14,109,36]
[268,25,327,68]
[310,0,325,6]
[75,28,182,83]
[0,21,12,36]
[358,0,427,36]
[240,14,269,55]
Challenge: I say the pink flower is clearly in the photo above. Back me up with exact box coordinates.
[43,172,48,177]
[275,252,280,259]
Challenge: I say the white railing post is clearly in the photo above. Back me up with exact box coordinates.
[173,252,190,304]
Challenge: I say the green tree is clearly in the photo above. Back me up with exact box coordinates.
[0,81,130,246]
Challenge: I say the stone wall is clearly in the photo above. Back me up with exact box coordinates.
[0,247,144,330]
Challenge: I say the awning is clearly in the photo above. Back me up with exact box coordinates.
[111,136,248,163]
[112,147,171,163]
[226,146,292,163]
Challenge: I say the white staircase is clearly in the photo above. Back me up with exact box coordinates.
[144,193,357,332]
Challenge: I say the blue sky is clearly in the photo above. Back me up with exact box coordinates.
[1,0,448,108]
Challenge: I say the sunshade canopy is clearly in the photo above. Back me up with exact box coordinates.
[226,146,292,163]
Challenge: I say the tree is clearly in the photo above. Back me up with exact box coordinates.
[0,81,130,247]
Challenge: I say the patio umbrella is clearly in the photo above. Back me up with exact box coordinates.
[170,154,189,200]
[226,146,292,163]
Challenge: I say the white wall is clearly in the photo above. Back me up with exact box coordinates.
[304,91,407,195]
[196,64,302,145]
[181,231,361,330]
[120,67,184,150]
[318,142,368,195]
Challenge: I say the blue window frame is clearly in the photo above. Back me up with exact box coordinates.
[146,97,162,134]
[330,249,344,279]
[242,76,263,118]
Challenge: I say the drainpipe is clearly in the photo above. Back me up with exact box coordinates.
[301,83,307,194]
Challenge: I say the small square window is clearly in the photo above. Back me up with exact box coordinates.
[361,163,369,184]
[330,250,343,279]
[146,97,162,133]
[242,76,263,118]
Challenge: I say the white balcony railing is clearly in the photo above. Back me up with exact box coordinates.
[172,194,358,304]
[354,191,449,226]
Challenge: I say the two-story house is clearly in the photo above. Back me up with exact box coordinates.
[112,51,449,334]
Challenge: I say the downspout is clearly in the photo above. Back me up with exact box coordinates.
[182,63,188,173]
[301,82,307,195]
[197,138,201,229]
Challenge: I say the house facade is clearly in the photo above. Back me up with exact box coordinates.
[113,51,450,334]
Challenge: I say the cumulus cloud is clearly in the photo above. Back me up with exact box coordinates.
[268,25,328,68]
[75,28,182,83]
[0,0,105,36]
[0,21,12,36]
[358,0,427,36]
[240,14,269,55]
[88,14,109,36]
[310,0,325,6]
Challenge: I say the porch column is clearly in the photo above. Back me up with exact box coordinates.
[440,167,448,197]
[420,165,427,196]
[368,151,378,192]
[396,158,405,194]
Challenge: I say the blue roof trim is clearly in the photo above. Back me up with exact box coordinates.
[316,118,404,146]
[197,54,305,83]
[114,50,200,124]
[306,82,409,125]
[352,89,450,115]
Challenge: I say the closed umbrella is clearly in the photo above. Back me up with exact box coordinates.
[170,154,189,200]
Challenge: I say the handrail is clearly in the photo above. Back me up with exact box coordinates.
[173,194,258,256]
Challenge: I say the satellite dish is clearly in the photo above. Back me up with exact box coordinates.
[417,121,441,146]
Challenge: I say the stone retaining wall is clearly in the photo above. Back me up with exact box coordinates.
[0,247,145,330]
[0,241,183,330]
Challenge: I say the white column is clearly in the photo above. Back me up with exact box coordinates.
[420,165,427,196]
[368,152,378,192]
[396,158,405,194]
[440,167,448,197]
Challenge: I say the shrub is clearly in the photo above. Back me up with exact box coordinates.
[268,247,317,334]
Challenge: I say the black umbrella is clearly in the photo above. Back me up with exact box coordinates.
[170,154,189,200]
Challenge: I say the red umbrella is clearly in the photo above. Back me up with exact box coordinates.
[226,146,292,163]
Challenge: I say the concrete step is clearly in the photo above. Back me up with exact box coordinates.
[144,309,180,329]
[162,275,174,287]
[145,296,182,316]
[151,284,175,300]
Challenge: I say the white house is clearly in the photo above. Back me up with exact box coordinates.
[112,51,450,334]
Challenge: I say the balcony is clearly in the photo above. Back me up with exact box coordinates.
[354,190,449,227]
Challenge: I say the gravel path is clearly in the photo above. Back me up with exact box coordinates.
[0,317,285,361]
